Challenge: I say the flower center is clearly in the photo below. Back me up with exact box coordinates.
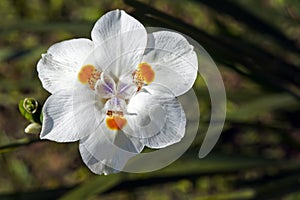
[77,62,155,131]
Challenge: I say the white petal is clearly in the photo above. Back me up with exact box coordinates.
[91,10,147,77]
[143,31,198,96]
[73,83,105,136]
[79,123,144,175]
[126,85,186,148]
[79,144,118,175]
[92,10,145,45]
[40,87,104,142]
[37,39,94,93]
[41,90,80,142]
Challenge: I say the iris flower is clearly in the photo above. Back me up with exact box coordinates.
[37,10,197,175]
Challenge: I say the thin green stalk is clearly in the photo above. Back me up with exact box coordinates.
[0,138,42,154]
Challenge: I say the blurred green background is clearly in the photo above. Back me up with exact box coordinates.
[1,0,300,199]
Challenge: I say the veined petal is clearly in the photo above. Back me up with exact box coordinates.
[73,83,105,136]
[91,10,145,45]
[126,84,186,148]
[79,122,144,175]
[91,10,147,77]
[37,39,94,93]
[142,31,198,96]
[41,86,104,142]
[79,144,118,175]
[95,73,116,98]
[40,90,81,142]
[117,73,137,99]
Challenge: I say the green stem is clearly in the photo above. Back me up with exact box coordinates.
[0,138,42,153]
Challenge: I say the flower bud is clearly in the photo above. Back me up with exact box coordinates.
[25,122,42,134]
[19,98,42,124]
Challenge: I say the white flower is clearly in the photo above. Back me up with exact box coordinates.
[37,10,198,175]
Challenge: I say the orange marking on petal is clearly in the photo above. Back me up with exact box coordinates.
[78,65,96,84]
[138,62,155,84]
[106,116,127,130]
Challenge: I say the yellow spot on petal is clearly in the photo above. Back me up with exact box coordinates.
[138,62,155,84]
[78,64,101,90]
[106,116,127,130]
[78,65,96,84]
